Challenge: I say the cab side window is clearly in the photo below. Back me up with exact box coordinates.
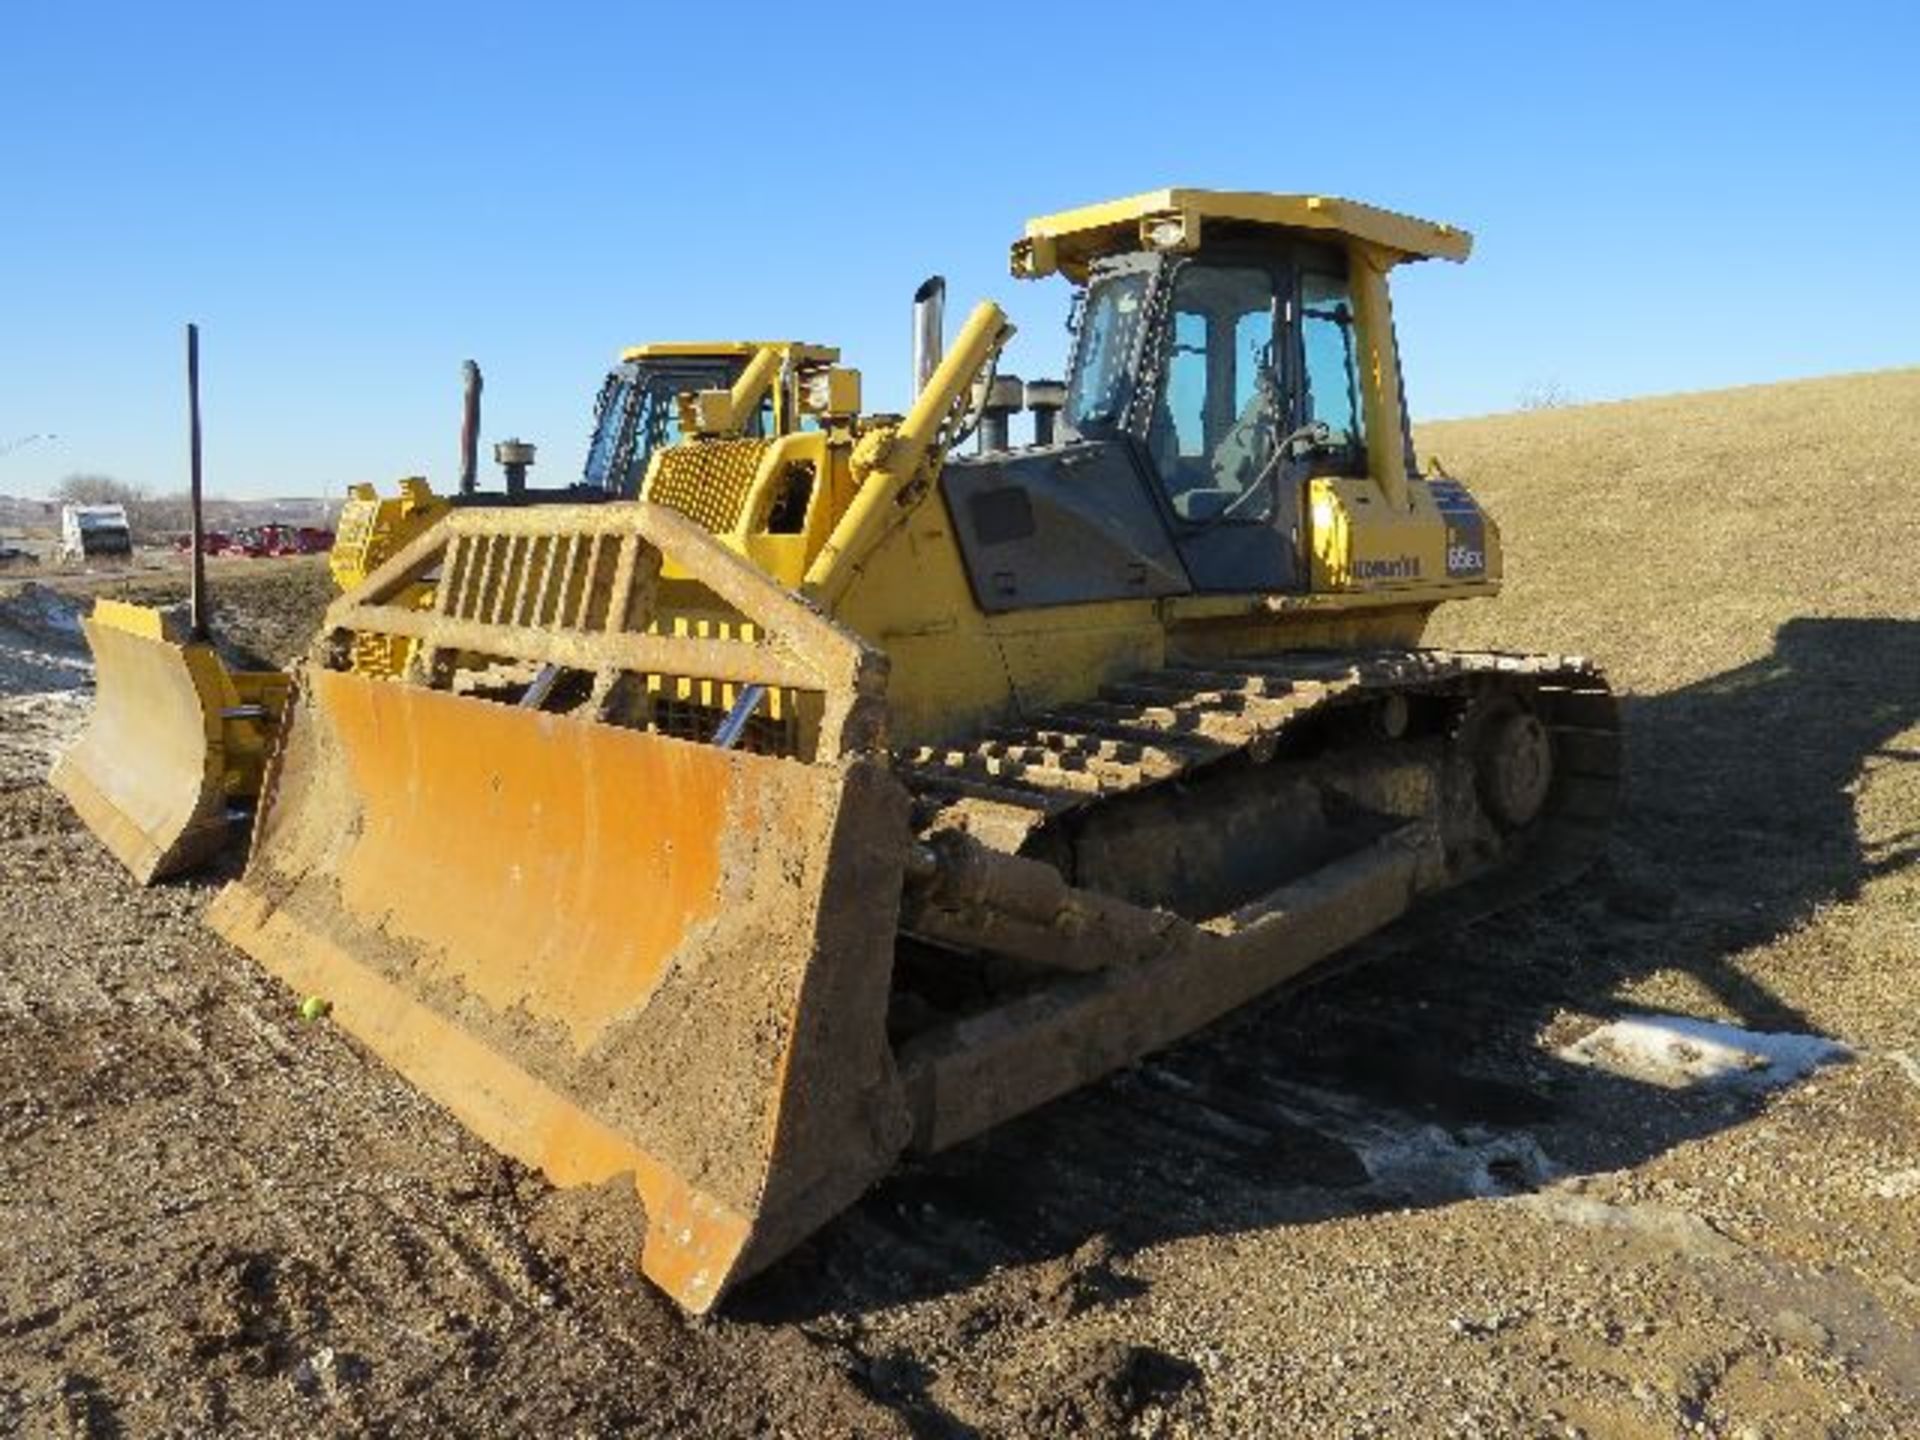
[1299,272,1367,464]
[1163,311,1208,460]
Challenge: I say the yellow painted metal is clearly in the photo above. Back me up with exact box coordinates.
[1011,187,1473,281]
[802,301,1016,611]
[646,438,774,533]
[330,476,451,677]
[645,432,845,590]
[1349,244,1411,509]
[680,346,782,436]
[622,341,841,435]
[638,341,866,592]
[49,599,288,882]
[1307,476,1503,593]
[207,669,911,1312]
[802,367,862,418]
[330,476,449,590]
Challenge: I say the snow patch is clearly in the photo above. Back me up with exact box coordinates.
[1559,1015,1850,1091]
[1519,1189,1743,1260]
[0,582,86,645]
[1351,1123,1556,1201]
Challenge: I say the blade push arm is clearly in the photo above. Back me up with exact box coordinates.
[803,301,1014,609]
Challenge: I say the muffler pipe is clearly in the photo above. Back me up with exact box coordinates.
[912,275,945,400]
[976,374,1024,454]
[1026,379,1067,448]
[459,360,483,496]
[494,438,535,499]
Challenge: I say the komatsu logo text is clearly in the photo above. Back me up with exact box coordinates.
[1353,556,1421,581]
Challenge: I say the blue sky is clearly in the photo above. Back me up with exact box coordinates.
[3,2,1915,499]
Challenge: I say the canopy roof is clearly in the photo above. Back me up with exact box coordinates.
[1013,188,1472,281]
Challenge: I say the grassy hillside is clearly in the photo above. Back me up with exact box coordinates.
[1419,367,1920,1056]
[1419,367,1920,694]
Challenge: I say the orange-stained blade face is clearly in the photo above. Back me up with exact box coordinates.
[50,616,234,883]
[208,668,914,1313]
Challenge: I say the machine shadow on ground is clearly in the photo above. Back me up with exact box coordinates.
[734,617,1920,1344]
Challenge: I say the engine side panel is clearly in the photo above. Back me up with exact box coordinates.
[940,442,1191,612]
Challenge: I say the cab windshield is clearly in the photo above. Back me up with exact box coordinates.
[1064,272,1149,433]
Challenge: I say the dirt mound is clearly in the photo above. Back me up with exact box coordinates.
[95,556,336,667]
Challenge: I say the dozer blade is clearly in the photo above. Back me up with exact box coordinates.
[208,503,914,1312]
[50,600,286,883]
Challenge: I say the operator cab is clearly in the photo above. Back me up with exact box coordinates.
[1061,241,1373,590]
[941,189,1468,608]
[581,347,772,498]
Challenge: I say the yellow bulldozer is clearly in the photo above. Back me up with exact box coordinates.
[51,340,827,880]
[84,190,1621,1314]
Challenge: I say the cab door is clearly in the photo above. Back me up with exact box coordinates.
[1142,259,1306,593]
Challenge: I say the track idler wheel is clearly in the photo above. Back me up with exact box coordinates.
[1474,698,1554,830]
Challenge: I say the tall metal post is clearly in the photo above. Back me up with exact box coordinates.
[187,323,209,642]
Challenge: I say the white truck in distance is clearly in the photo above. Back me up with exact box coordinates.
[58,504,134,562]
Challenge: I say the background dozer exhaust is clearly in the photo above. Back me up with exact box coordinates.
[203,190,1618,1312]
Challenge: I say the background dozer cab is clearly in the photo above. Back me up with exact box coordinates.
[52,341,831,882]
[208,189,1620,1313]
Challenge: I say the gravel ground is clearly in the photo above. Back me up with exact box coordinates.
[3,370,1918,1437]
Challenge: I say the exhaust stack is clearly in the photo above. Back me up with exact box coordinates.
[459,360,483,496]
[912,275,945,399]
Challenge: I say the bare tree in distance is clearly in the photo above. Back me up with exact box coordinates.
[134,492,197,538]
[1515,379,1578,412]
[53,472,146,507]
